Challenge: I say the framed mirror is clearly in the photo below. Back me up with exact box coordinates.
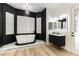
[53,22,57,30]
[58,21,62,29]
[49,22,53,30]
[49,22,57,30]
[63,22,66,29]
[58,18,67,30]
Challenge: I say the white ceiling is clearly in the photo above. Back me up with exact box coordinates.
[7,3,79,12]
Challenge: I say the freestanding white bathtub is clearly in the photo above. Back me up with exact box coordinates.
[16,34,35,45]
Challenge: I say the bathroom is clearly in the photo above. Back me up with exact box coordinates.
[0,3,46,50]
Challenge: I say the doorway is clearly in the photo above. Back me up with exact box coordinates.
[71,6,79,54]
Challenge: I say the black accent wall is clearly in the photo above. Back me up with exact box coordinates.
[0,3,46,47]
[35,9,46,42]
[0,4,3,47]
[2,4,16,45]
[42,9,46,42]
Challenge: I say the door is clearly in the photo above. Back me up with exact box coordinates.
[71,6,79,55]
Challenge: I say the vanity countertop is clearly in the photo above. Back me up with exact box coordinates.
[49,33,65,36]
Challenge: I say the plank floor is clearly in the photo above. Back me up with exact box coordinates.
[0,43,78,56]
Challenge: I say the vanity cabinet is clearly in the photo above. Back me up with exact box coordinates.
[49,35,65,46]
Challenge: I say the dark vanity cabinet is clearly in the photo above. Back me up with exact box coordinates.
[49,35,65,46]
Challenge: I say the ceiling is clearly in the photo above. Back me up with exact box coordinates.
[7,3,79,12]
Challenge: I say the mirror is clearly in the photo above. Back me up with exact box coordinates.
[48,15,68,32]
[53,22,57,30]
[49,22,57,30]
[58,18,67,30]
[48,17,68,31]
[48,17,58,30]
[63,22,66,29]
[49,22,52,30]
[58,21,61,29]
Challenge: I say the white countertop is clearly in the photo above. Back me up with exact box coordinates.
[49,33,65,36]
[49,29,67,36]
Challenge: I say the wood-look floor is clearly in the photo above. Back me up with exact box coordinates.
[0,43,78,56]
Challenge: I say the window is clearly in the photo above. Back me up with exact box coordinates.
[6,12,14,35]
[17,16,35,34]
